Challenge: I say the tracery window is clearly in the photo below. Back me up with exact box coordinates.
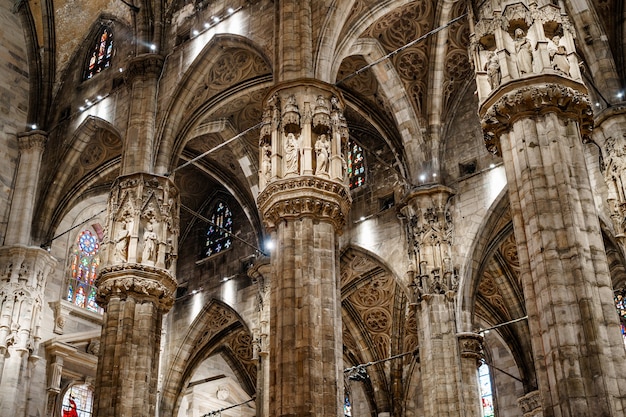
[203,201,233,257]
[66,229,102,314]
[343,390,352,417]
[347,138,366,190]
[614,288,626,347]
[85,26,113,79]
[62,383,94,417]
[478,362,495,417]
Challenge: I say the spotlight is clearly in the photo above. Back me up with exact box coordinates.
[31,124,37,130]
[227,7,234,13]
[96,95,103,100]
[192,29,199,36]
[149,44,157,51]
[489,163,496,168]
[212,16,220,23]
[432,173,437,177]
[618,92,624,99]
[79,106,85,111]
[204,22,210,29]
[419,174,426,182]
[119,68,124,72]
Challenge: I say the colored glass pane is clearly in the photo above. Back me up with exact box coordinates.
[67,230,102,314]
[614,289,626,347]
[204,201,233,257]
[85,27,113,79]
[479,363,495,417]
[347,138,365,190]
[62,383,94,417]
[344,391,352,417]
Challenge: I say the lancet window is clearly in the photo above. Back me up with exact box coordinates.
[347,138,366,190]
[85,26,113,79]
[62,383,94,417]
[204,201,233,257]
[614,288,626,347]
[66,229,102,314]
[479,362,495,417]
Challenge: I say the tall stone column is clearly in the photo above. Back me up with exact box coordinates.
[400,185,481,416]
[257,81,351,417]
[472,2,626,415]
[0,131,56,417]
[93,173,179,417]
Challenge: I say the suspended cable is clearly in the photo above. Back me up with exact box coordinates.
[167,121,263,176]
[344,349,418,380]
[335,13,468,86]
[201,397,256,417]
[180,204,268,256]
[40,207,108,249]
[478,316,528,334]
[481,359,523,383]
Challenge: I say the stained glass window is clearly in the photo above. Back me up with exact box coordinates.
[85,26,113,79]
[66,230,102,314]
[479,362,495,417]
[347,138,366,190]
[62,383,94,417]
[614,288,626,347]
[343,390,352,417]
[204,201,233,257]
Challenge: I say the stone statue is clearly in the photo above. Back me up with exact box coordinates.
[514,28,533,75]
[549,36,570,76]
[262,142,272,182]
[315,134,330,175]
[484,51,501,89]
[142,222,158,264]
[284,132,300,175]
[114,219,131,262]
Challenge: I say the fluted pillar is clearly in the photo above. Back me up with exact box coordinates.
[257,80,351,417]
[93,173,179,417]
[472,3,626,415]
[400,185,481,416]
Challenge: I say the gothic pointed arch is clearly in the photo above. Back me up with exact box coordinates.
[160,299,256,416]
[35,116,122,242]
[340,246,417,417]
[154,34,273,175]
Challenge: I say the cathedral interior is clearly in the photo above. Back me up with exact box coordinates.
[1,0,626,416]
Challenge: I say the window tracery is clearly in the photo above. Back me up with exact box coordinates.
[204,201,233,257]
[85,26,113,80]
[614,288,626,347]
[66,229,102,314]
[62,383,94,417]
[479,362,495,417]
[347,138,365,190]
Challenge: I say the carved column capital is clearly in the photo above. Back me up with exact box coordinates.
[517,390,543,417]
[480,78,593,155]
[257,176,351,233]
[125,53,165,82]
[457,332,484,365]
[17,131,47,152]
[96,265,177,311]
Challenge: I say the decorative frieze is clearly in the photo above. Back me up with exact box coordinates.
[258,176,351,232]
[517,390,543,417]
[399,185,458,300]
[480,80,593,155]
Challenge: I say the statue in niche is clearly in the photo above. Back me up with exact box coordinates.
[484,51,501,89]
[142,222,158,264]
[284,132,300,175]
[514,28,533,75]
[114,218,131,262]
[548,36,570,76]
[315,134,330,175]
[261,142,272,182]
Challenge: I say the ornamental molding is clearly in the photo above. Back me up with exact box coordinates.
[17,131,47,152]
[517,390,542,416]
[457,332,484,365]
[257,176,351,232]
[125,53,165,82]
[480,79,593,155]
[96,264,177,311]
